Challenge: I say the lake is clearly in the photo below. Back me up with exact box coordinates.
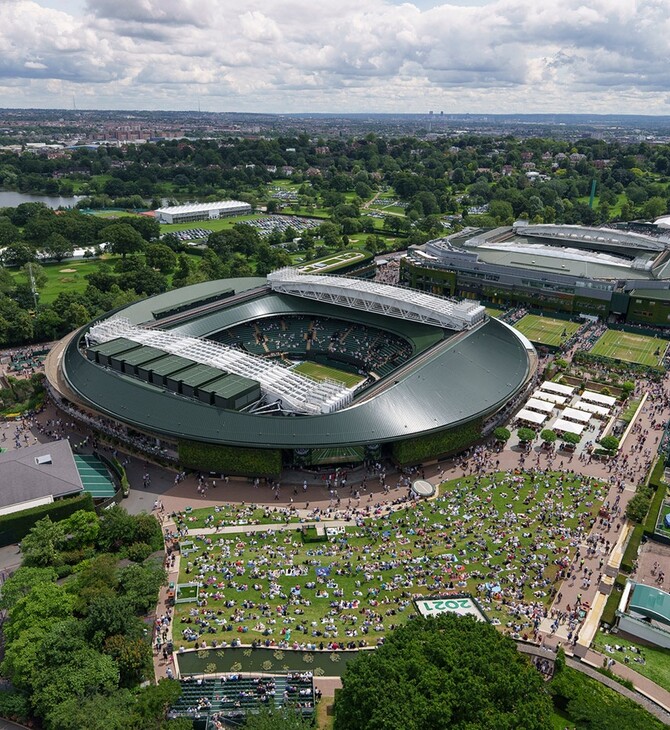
[0,190,84,209]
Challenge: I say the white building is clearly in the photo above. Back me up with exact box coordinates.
[155,200,252,225]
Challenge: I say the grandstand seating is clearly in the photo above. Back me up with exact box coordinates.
[211,315,413,377]
[169,673,315,724]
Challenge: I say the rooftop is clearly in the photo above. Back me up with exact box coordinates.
[0,440,83,513]
[155,200,251,216]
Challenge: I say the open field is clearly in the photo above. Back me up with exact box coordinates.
[591,630,670,690]
[292,361,365,388]
[514,314,580,347]
[172,471,605,649]
[590,329,669,367]
[485,306,504,318]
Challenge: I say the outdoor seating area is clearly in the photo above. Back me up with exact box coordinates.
[167,673,315,724]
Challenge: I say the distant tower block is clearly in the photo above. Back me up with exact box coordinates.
[428,110,434,132]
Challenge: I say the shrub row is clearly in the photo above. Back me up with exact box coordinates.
[391,419,482,466]
[177,439,282,477]
[620,523,645,574]
[573,350,665,377]
[0,493,95,547]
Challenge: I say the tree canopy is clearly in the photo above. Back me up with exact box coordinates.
[333,614,552,730]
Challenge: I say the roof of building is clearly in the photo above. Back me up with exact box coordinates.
[0,440,83,511]
[155,200,251,216]
[61,278,534,448]
[629,583,670,627]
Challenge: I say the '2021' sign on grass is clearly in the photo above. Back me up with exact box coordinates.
[415,595,487,622]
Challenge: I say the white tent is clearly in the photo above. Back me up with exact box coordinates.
[526,398,555,413]
[532,390,566,405]
[562,407,591,423]
[540,381,575,396]
[553,418,585,435]
[582,390,616,407]
[516,409,547,425]
[575,400,610,417]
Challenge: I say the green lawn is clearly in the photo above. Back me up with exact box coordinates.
[292,360,365,388]
[173,471,605,649]
[514,314,581,347]
[591,631,670,690]
[590,329,668,367]
[485,306,504,318]
[299,250,367,274]
[11,257,120,304]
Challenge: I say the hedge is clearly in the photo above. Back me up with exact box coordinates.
[601,574,627,627]
[620,523,645,574]
[0,493,95,548]
[178,440,282,477]
[391,419,482,466]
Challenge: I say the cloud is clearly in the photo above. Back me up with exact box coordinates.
[0,0,666,112]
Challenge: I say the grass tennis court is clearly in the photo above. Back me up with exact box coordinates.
[589,330,668,367]
[291,361,364,388]
[514,314,581,347]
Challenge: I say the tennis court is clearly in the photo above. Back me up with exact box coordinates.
[590,330,668,367]
[514,314,580,347]
[291,361,364,388]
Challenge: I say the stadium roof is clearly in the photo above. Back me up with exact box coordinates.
[61,281,534,449]
[89,317,352,415]
[154,200,251,216]
[267,268,485,330]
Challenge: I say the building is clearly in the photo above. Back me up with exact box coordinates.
[0,439,84,515]
[46,271,535,475]
[401,222,670,325]
[154,200,252,225]
[616,580,670,649]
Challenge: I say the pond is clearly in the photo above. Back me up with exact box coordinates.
[0,190,84,209]
[176,646,362,678]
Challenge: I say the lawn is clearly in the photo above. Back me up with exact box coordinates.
[514,314,581,347]
[485,306,504,318]
[589,329,669,367]
[172,470,605,650]
[291,361,365,388]
[591,630,670,690]
[159,214,265,234]
[299,250,367,274]
[11,257,120,304]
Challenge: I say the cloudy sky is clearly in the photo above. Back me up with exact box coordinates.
[1,0,668,114]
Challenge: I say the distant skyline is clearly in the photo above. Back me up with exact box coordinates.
[1,0,668,115]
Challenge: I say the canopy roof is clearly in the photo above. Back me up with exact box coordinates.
[515,409,547,425]
[553,419,585,435]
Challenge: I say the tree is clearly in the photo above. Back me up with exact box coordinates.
[562,432,581,446]
[517,427,536,443]
[0,566,58,611]
[42,233,73,263]
[19,516,65,567]
[333,614,551,730]
[599,435,619,453]
[626,486,653,523]
[493,427,511,442]
[145,243,177,274]
[540,429,557,445]
[0,217,20,247]
[99,223,146,259]
[2,241,36,267]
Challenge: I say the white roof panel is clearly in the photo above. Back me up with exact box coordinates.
[575,400,610,416]
[526,398,555,413]
[516,409,547,425]
[581,390,617,407]
[553,418,585,435]
[531,390,566,404]
[155,200,250,216]
[562,407,592,423]
[540,381,575,396]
